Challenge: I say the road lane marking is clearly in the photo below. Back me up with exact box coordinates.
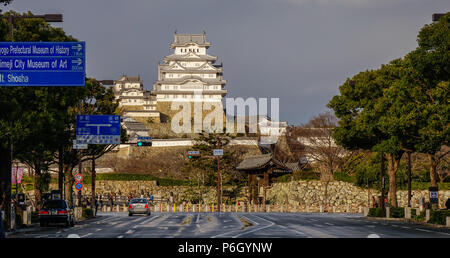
[415,228,432,233]
[325,223,334,226]
[232,216,274,238]
[241,215,259,226]
[81,233,93,238]
[126,230,135,234]
[117,235,123,238]
[196,214,200,223]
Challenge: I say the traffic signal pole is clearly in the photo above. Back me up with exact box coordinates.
[217,139,221,213]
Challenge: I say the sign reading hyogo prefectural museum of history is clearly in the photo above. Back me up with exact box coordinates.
[0,42,85,86]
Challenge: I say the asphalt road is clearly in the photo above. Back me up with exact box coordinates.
[9,212,450,238]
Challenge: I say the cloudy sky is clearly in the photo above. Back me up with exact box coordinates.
[3,0,449,124]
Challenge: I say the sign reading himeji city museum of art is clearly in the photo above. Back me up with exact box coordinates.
[76,115,121,144]
[0,42,85,86]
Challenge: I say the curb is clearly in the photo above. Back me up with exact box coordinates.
[364,217,450,229]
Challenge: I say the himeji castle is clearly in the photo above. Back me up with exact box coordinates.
[113,32,227,124]
[153,31,227,105]
[112,75,160,123]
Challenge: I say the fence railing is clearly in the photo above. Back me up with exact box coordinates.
[92,202,365,214]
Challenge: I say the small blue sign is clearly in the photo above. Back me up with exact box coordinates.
[76,115,121,144]
[137,136,152,141]
[75,182,83,191]
[0,42,85,86]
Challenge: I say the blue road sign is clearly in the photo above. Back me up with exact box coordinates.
[75,182,83,191]
[76,115,121,144]
[0,42,85,86]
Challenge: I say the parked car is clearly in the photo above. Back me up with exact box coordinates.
[128,198,150,216]
[39,199,75,227]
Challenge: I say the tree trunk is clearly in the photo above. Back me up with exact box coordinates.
[34,165,42,210]
[386,153,401,207]
[64,164,74,208]
[0,146,12,230]
[428,154,438,187]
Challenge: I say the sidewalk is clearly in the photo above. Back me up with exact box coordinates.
[5,224,41,237]
[365,216,450,229]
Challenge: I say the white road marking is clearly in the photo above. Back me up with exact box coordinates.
[415,228,432,233]
[126,230,135,234]
[325,223,334,226]
[232,215,274,238]
[95,228,102,232]
[81,233,93,238]
[240,215,259,226]
[117,235,123,238]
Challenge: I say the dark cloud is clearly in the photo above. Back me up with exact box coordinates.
[4,0,449,124]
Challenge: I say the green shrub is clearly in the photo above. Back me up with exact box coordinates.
[428,210,450,225]
[390,207,405,218]
[82,208,94,218]
[31,211,39,223]
[293,170,320,181]
[15,213,23,227]
[413,210,426,222]
[82,173,191,186]
[333,171,356,184]
[368,208,383,217]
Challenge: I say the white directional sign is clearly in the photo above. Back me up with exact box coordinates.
[73,140,87,149]
[76,115,121,144]
[213,149,223,156]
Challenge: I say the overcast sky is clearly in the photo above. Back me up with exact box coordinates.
[3,0,449,124]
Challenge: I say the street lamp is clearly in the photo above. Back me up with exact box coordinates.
[432,13,445,22]
[2,13,63,40]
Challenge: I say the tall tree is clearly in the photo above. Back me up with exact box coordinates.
[328,60,413,207]
[403,13,450,188]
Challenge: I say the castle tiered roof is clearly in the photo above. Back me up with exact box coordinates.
[153,32,227,100]
[170,32,211,48]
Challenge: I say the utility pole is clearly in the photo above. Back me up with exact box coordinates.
[407,152,412,207]
[91,155,96,213]
[216,138,221,213]
[380,153,385,216]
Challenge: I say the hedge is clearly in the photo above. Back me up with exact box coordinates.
[82,208,94,218]
[368,208,384,217]
[428,210,450,225]
[390,207,405,218]
[82,173,192,186]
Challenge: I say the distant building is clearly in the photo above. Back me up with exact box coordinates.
[113,75,160,122]
[152,32,227,107]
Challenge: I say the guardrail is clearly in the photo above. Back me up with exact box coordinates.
[92,203,365,213]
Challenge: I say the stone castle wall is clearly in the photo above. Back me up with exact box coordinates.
[53,180,450,211]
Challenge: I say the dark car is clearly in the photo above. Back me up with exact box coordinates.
[39,199,75,227]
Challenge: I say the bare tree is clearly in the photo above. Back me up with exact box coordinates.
[290,111,347,181]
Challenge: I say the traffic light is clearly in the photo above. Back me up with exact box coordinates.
[137,141,152,146]
[188,152,200,159]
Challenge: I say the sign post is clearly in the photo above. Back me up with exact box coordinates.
[429,187,439,209]
[0,42,85,86]
[213,148,223,212]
